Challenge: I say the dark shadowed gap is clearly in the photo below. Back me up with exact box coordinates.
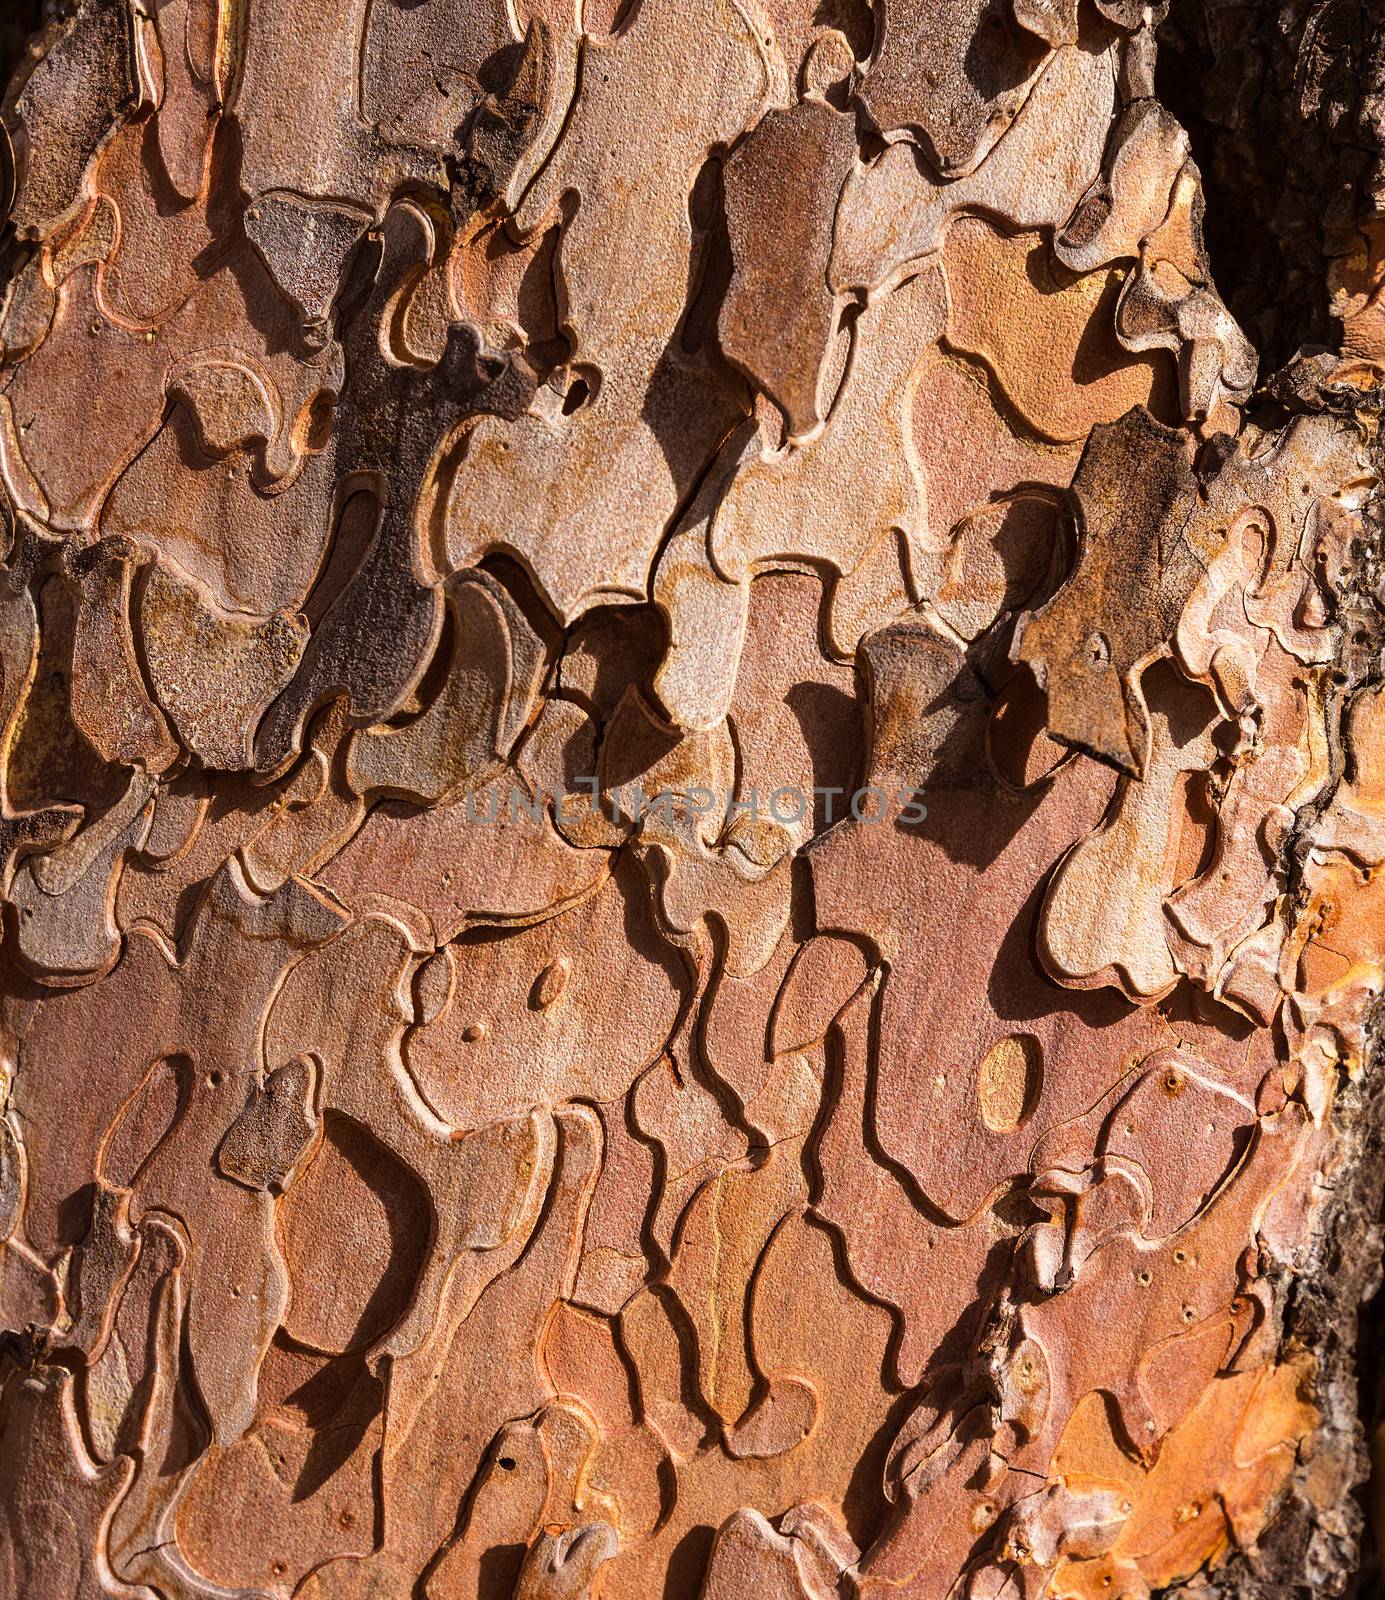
[0,0,45,94]
[1157,0,1383,378]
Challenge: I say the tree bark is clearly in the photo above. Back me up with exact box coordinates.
[0,2,1383,1598]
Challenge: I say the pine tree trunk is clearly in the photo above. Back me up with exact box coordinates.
[1,3,1383,1598]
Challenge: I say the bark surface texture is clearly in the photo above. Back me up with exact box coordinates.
[1,2,1384,1599]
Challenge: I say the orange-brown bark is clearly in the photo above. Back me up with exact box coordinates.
[0,4,1383,1598]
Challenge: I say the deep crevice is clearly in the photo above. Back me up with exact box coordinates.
[0,1,44,94]
[1157,0,1385,378]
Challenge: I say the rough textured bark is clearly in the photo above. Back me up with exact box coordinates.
[0,3,1383,1599]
